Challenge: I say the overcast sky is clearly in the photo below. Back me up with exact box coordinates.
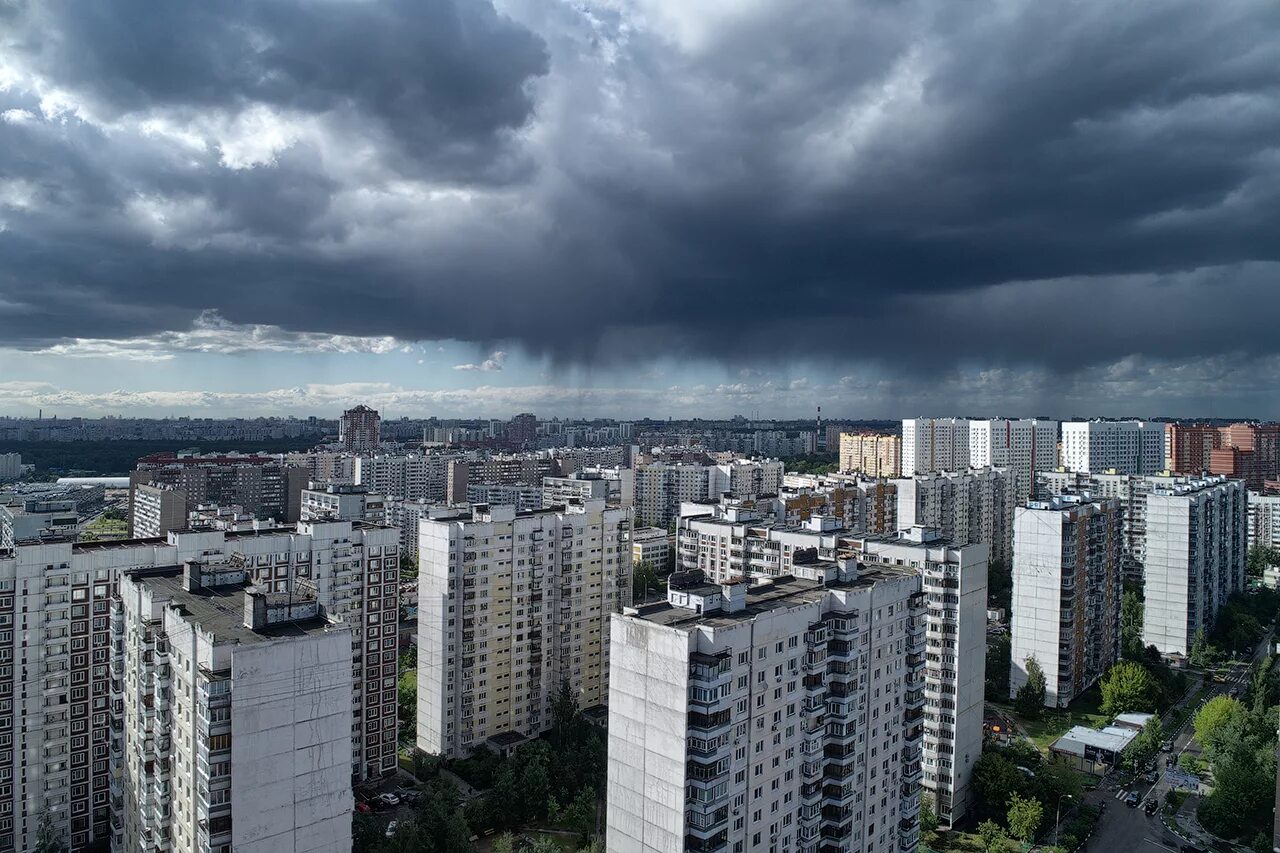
[2,0,1279,419]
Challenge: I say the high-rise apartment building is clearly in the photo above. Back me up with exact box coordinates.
[507,413,538,450]
[838,433,902,478]
[0,518,399,852]
[416,500,632,759]
[301,484,387,525]
[901,419,970,475]
[0,498,80,546]
[633,460,784,528]
[1209,423,1280,491]
[353,452,461,502]
[0,455,21,482]
[115,565,354,853]
[893,468,1012,564]
[1248,491,1280,550]
[339,405,381,453]
[130,483,188,538]
[839,529,987,827]
[1142,477,1247,657]
[542,473,617,508]
[1165,423,1222,473]
[129,453,308,535]
[1060,421,1165,475]
[606,565,926,853]
[968,419,1057,502]
[1009,496,1122,707]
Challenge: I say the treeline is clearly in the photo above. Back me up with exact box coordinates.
[3,439,320,476]
[781,452,839,475]
[968,740,1099,850]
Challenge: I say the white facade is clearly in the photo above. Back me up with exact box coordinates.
[630,527,673,572]
[901,419,970,475]
[0,454,22,481]
[115,568,353,853]
[1009,497,1123,708]
[893,468,1012,564]
[0,498,80,546]
[606,568,925,853]
[0,519,399,853]
[968,420,1057,502]
[1142,477,1248,657]
[300,485,386,525]
[633,460,784,529]
[417,500,632,758]
[842,531,987,827]
[1060,421,1165,475]
[1247,491,1280,550]
[353,453,460,502]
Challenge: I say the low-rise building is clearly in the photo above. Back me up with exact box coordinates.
[0,498,80,546]
[301,483,387,524]
[629,526,673,572]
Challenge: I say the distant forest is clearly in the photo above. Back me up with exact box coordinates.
[0,439,320,477]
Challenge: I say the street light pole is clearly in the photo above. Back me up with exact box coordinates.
[1054,793,1073,849]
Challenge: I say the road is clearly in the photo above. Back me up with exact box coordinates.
[1083,633,1271,853]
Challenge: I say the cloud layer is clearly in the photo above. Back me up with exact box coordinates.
[2,0,1280,410]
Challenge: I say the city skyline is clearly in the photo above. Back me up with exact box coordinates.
[3,2,1280,417]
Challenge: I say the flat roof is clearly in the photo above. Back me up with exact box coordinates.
[141,571,333,645]
[631,566,916,630]
[1051,725,1137,756]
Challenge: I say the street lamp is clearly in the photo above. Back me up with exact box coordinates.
[1054,793,1073,849]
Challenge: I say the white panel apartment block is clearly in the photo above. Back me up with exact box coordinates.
[1009,497,1122,708]
[416,500,633,758]
[902,420,970,476]
[606,568,926,853]
[1060,421,1165,475]
[1142,477,1247,657]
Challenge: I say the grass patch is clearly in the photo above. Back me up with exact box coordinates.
[996,684,1109,752]
[79,515,128,541]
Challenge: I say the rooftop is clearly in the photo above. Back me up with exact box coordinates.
[629,567,916,630]
[1051,724,1137,757]
[140,570,335,645]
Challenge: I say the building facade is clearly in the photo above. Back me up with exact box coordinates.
[130,484,188,538]
[630,527,674,573]
[1060,421,1165,475]
[339,405,381,453]
[129,454,308,533]
[0,499,80,547]
[301,484,387,525]
[968,420,1057,503]
[1248,491,1280,550]
[1009,496,1123,708]
[1141,477,1248,657]
[115,565,353,853]
[606,566,926,853]
[416,500,632,759]
[901,419,970,475]
[0,518,399,852]
[893,468,1012,564]
[838,433,902,478]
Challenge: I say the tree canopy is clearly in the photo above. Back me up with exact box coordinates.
[1014,655,1046,717]
[1100,660,1161,716]
[1006,792,1043,842]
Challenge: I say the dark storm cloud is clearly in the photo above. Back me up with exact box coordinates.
[2,0,1280,385]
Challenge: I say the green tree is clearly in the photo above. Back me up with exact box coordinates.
[1100,660,1160,716]
[977,819,1007,853]
[1195,695,1245,755]
[985,633,1011,701]
[1121,590,1145,660]
[491,833,516,853]
[632,559,661,602]
[1189,628,1220,668]
[1015,655,1046,718]
[1006,792,1043,842]
[1247,544,1280,579]
[971,751,1023,818]
[526,838,566,853]
[562,786,598,839]
[34,815,67,853]
[353,813,382,853]
[1124,716,1164,766]
[920,792,940,834]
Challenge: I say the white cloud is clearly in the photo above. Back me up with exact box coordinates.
[0,108,36,125]
[453,350,507,372]
[35,309,404,361]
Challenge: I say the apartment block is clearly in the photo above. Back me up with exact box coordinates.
[634,460,784,529]
[901,419,969,475]
[129,454,308,532]
[1248,492,1280,549]
[825,530,985,828]
[838,433,902,478]
[542,473,614,508]
[893,468,1012,564]
[968,419,1057,503]
[1142,477,1247,657]
[606,565,926,853]
[1009,496,1123,708]
[115,564,353,853]
[130,484,188,538]
[1060,421,1165,475]
[340,404,381,453]
[1165,423,1222,473]
[416,500,632,759]
[353,452,460,502]
[301,484,387,525]
[0,499,80,547]
[0,518,399,852]
[0,455,21,482]
[631,527,674,572]
[465,483,543,512]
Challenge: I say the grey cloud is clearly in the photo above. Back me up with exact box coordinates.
[1,0,1280,408]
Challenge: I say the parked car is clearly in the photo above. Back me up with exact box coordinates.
[385,820,399,838]
[376,792,401,808]
[1162,740,1174,752]
[1126,792,1141,807]
[1145,799,1158,815]
[355,802,372,814]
